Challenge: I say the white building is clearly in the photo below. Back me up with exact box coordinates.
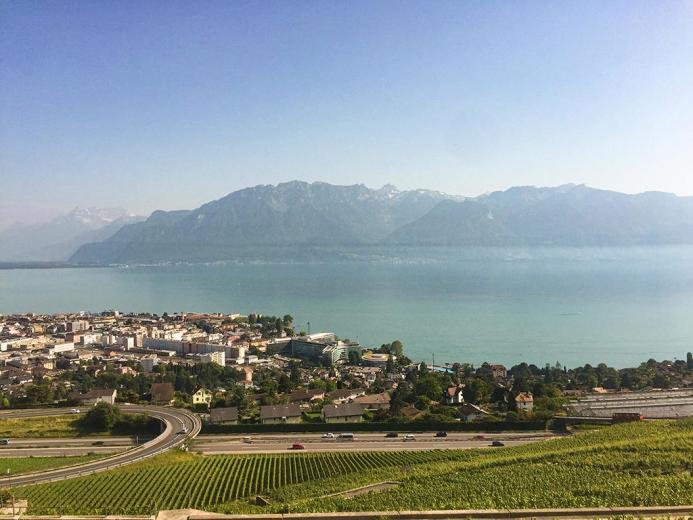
[200,351,225,366]
[140,354,159,372]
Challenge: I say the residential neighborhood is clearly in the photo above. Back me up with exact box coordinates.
[1,310,692,426]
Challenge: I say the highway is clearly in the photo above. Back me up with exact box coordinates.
[1,406,201,487]
[192,431,558,454]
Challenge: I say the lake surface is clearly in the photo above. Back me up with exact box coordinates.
[2,246,693,368]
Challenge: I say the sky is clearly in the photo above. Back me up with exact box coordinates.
[2,0,693,225]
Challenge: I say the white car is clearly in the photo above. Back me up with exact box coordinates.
[321,432,335,439]
[70,408,81,414]
[404,434,416,441]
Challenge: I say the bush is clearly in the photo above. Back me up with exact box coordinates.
[80,403,122,431]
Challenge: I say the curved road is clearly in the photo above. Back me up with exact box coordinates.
[1,405,201,487]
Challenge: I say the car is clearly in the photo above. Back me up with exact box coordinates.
[404,434,416,441]
[473,435,486,441]
[385,432,399,438]
[70,408,81,414]
[242,436,253,444]
[338,433,355,440]
[289,443,305,450]
[92,440,105,446]
[491,440,505,447]
[322,432,335,439]
[0,439,9,445]
[179,427,188,435]
[435,431,448,438]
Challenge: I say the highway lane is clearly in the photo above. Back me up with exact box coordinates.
[192,431,558,454]
[1,406,201,487]
[0,446,128,456]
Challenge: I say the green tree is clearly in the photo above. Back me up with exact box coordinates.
[82,403,122,431]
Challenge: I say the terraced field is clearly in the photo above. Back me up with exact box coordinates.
[14,419,693,515]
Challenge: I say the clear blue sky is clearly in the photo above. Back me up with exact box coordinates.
[2,0,693,224]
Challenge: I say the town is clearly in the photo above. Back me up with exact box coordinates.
[2,310,693,426]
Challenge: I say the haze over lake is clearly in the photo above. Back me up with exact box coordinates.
[2,246,693,368]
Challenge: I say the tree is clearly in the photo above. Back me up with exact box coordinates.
[82,402,121,431]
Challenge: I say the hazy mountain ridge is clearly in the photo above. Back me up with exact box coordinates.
[70,181,451,263]
[0,207,143,261]
[69,182,693,264]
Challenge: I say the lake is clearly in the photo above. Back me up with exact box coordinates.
[1,246,693,368]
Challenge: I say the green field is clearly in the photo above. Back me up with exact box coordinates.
[15,419,693,515]
[0,416,89,438]
[0,455,105,476]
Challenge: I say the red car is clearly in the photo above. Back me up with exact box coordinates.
[289,443,305,450]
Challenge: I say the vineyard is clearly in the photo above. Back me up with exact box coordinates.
[15,419,693,515]
[15,449,457,514]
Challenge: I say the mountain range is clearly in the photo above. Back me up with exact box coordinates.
[0,208,143,262]
[67,181,693,265]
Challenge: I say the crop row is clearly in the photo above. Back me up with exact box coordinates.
[17,449,456,514]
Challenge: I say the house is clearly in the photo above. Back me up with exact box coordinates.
[209,407,239,425]
[353,392,391,410]
[192,387,213,407]
[75,388,117,405]
[515,392,534,413]
[459,403,490,422]
[327,388,366,404]
[399,405,423,420]
[490,364,507,380]
[150,382,175,404]
[443,384,465,405]
[260,403,302,424]
[287,389,325,404]
[322,403,366,423]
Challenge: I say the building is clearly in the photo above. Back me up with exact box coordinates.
[459,403,490,422]
[490,364,507,380]
[353,392,391,410]
[140,354,159,372]
[75,388,117,405]
[209,407,239,425]
[150,382,175,404]
[288,389,325,404]
[322,403,366,423]
[260,403,302,424]
[361,352,393,368]
[192,387,213,407]
[271,334,362,366]
[327,388,366,404]
[515,392,534,413]
[200,351,225,366]
[443,384,465,405]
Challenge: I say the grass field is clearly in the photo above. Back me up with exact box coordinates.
[0,416,89,438]
[0,455,105,476]
[14,419,693,515]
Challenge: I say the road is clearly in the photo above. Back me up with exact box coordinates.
[0,437,141,457]
[192,431,558,454]
[1,406,201,487]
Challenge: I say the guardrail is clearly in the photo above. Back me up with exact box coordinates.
[187,505,693,520]
[2,406,202,488]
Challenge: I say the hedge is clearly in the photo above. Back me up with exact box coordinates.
[201,419,552,434]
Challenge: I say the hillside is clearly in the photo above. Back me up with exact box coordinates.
[70,181,450,264]
[16,420,693,514]
[0,207,142,262]
[387,184,693,246]
[69,182,693,265]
